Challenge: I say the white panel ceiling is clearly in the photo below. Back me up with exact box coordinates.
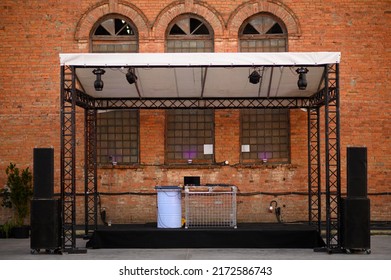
[69,52,339,99]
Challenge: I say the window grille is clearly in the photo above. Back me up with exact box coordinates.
[91,16,138,53]
[241,109,290,163]
[166,15,214,52]
[166,109,214,164]
[239,13,287,52]
[97,110,139,165]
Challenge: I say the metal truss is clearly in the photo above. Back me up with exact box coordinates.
[60,65,77,252]
[84,109,97,237]
[93,97,309,109]
[324,64,341,252]
[60,62,340,253]
[307,107,321,231]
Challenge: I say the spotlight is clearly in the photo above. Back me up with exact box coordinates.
[249,70,261,84]
[296,67,309,90]
[92,68,105,91]
[126,68,137,84]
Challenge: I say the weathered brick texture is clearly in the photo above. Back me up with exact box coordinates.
[1,0,390,224]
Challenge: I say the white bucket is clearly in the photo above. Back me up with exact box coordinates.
[156,187,182,228]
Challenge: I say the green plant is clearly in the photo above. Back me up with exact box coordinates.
[1,163,33,227]
[0,219,15,238]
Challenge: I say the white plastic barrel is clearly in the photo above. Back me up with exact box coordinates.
[155,186,182,228]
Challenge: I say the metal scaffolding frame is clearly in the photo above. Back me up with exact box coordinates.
[84,108,97,237]
[307,107,321,230]
[60,62,341,253]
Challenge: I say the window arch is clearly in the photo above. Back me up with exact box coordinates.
[166,14,214,53]
[239,14,290,164]
[239,13,287,52]
[91,15,138,53]
[91,15,140,166]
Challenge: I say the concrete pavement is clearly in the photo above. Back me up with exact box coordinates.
[0,234,390,260]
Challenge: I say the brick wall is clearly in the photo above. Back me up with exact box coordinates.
[1,0,390,225]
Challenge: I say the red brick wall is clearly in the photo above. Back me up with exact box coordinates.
[1,0,390,225]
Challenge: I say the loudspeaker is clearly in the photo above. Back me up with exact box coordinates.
[30,199,61,251]
[347,147,367,198]
[340,197,370,251]
[33,148,54,199]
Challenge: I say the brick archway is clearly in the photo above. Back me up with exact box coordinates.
[152,1,225,40]
[227,0,301,38]
[75,1,150,48]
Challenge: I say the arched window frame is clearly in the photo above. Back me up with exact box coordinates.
[239,13,290,164]
[239,13,287,52]
[90,15,140,166]
[165,14,214,53]
[90,14,139,53]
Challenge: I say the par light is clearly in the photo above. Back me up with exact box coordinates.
[249,70,261,84]
[126,68,138,84]
[92,68,105,91]
[296,67,309,90]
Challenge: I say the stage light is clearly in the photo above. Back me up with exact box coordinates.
[249,70,261,84]
[296,67,309,90]
[126,68,138,84]
[92,68,105,91]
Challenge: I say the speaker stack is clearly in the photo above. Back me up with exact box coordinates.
[30,148,61,254]
[340,147,371,253]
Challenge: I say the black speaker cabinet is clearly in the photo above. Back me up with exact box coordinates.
[347,147,367,198]
[30,199,61,252]
[340,197,370,253]
[33,148,54,199]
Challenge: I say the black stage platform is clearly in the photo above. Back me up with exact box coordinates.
[86,223,325,249]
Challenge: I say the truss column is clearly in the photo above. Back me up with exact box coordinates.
[84,109,98,237]
[324,64,341,251]
[307,107,321,231]
[60,65,77,251]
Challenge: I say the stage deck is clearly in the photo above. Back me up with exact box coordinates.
[86,223,325,249]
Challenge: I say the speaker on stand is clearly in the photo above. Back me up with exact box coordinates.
[30,148,61,254]
[30,198,61,254]
[33,148,54,199]
[340,147,371,254]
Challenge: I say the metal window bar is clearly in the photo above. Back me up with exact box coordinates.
[185,185,237,228]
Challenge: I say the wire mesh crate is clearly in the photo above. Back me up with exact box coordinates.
[185,185,237,228]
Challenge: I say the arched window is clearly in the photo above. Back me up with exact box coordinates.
[91,16,138,53]
[165,15,215,164]
[166,14,214,52]
[91,16,140,165]
[239,14,290,164]
[239,13,287,52]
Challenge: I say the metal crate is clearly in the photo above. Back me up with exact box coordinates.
[185,185,237,228]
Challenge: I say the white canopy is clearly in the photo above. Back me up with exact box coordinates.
[60,52,340,99]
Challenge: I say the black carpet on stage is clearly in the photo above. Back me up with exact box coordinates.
[86,223,325,249]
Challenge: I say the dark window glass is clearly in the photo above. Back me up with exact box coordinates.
[241,109,290,163]
[91,17,138,53]
[97,110,139,165]
[166,109,214,164]
[166,15,214,53]
[239,14,287,52]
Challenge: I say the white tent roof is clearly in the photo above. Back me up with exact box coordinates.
[60,52,340,99]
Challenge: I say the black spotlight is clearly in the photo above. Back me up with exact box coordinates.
[126,68,137,84]
[92,68,105,91]
[296,67,309,90]
[249,70,261,84]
